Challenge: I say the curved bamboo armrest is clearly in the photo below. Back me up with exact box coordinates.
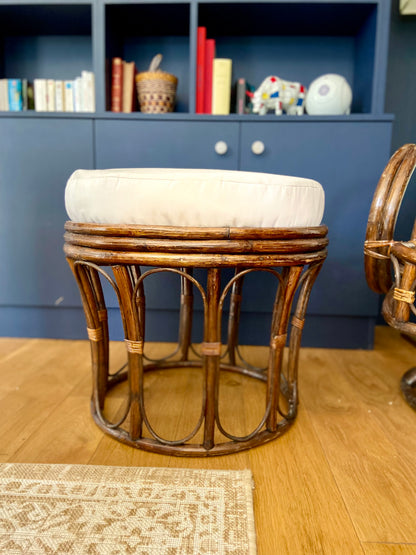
[364,144,416,294]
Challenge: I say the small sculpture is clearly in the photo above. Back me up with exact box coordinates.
[252,76,306,115]
[305,74,352,115]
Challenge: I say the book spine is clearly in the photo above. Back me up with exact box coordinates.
[0,79,9,111]
[204,39,215,114]
[55,80,65,112]
[73,76,83,112]
[64,80,74,112]
[196,26,206,114]
[47,79,55,111]
[27,82,35,110]
[236,78,246,115]
[22,79,28,110]
[122,61,136,113]
[8,79,23,111]
[111,57,123,112]
[211,58,232,115]
[34,79,47,112]
[81,70,95,112]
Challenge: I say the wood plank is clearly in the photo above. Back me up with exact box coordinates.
[10,395,104,464]
[248,405,364,554]
[363,544,416,554]
[0,338,91,459]
[299,345,416,544]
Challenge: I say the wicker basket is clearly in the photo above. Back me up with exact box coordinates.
[136,54,178,113]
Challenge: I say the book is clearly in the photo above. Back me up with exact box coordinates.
[211,58,232,115]
[122,61,136,113]
[203,39,215,114]
[196,26,206,113]
[34,79,47,111]
[74,76,83,111]
[46,79,55,111]
[81,70,95,112]
[55,80,65,111]
[235,78,255,114]
[23,81,34,110]
[64,80,74,112]
[22,79,28,110]
[0,79,9,111]
[111,57,123,112]
[8,79,23,111]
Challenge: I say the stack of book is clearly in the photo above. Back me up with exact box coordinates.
[110,57,137,113]
[0,79,33,111]
[0,71,95,112]
[196,27,256,115]
[196,26,232,115]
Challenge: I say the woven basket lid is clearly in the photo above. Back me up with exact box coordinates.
[136,54,178,84]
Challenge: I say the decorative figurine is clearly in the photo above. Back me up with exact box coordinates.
[252,76,306,115]
[305,74,352,115]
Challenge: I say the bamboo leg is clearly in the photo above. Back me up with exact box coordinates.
[112,265,143,441]
[227,269,244,365]
[286,262,324,417]
[203,267,221,451]
[267,266,303,431]
[67,259,109,411]
[178,269,194,361]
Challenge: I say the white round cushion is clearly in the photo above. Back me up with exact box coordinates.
[65,168,325,228]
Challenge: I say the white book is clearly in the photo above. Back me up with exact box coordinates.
[73,76,83,112]
[64,80,74,112]
[46,79,55,111]
[0,79,9,111]
[34,79,47,112]
[81,70,95,112]
[55,80,65,112]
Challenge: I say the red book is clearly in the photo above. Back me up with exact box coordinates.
[196,26,206,114]
[204,38,216,114]
[111,57,123,112]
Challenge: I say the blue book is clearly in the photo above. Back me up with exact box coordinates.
[8,79,23,111]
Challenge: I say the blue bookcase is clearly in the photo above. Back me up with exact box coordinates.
[0,0,394,348]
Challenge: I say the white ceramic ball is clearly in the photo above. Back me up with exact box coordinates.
[305,74,352,115]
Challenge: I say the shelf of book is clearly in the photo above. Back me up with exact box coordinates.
[0,0,395,348]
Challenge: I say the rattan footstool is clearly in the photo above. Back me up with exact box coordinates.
[64,168,328,456]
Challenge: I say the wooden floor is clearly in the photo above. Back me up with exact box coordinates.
[1,326,415,554]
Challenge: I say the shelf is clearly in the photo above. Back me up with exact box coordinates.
[0,110,394,122]
[0,0,390,115]
[199,1,381,113]
[0,3,92,81]
[105,2,191,112]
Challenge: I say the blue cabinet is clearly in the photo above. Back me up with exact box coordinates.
[0,117,94,336]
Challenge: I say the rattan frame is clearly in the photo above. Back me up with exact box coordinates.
[65,222,328,455]
[364,143,416,409]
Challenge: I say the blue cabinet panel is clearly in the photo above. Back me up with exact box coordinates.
[0,118,94,309]
[240,119,393,316]
[95,119,239,170]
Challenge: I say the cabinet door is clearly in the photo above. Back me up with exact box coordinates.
[0,117,94,307]
[240,120,393,317]
[95,120,239,170]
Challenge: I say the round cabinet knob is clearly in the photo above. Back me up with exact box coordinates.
[251,140,265,155]
[214,141,228,155]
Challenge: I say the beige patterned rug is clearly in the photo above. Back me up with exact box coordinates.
[0,463,256,554]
